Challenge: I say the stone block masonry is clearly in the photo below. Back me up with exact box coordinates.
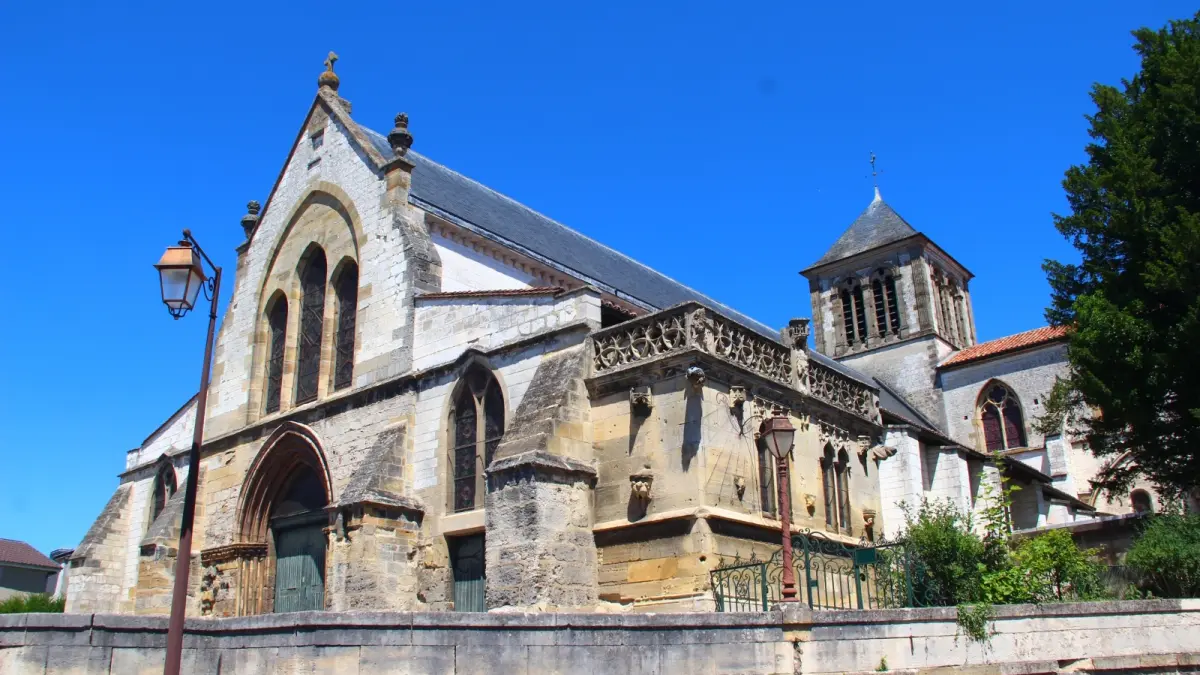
[2,600,1199,674]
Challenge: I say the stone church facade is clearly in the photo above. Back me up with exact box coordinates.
[65,57,1150,617]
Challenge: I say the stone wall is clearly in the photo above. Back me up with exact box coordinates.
[2,600,1197,674]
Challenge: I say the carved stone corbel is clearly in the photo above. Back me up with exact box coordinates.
[630,386,653,416]
[686,365,706,393]
[630,473,654,502]
[728,386,746,411]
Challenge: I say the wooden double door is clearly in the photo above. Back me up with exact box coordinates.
[273,520,326,613]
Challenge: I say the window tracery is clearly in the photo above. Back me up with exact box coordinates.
[450,365,505,512]
[265,296,288,414]
[332,261,358,391]
[979,383,1027,452]
[839,283,868,346]
[820,443,853,534]
[295,249,327,404]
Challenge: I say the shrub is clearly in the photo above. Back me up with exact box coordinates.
[0,594,66,614]
[899,500,987,605]
[1125,512,1200,598]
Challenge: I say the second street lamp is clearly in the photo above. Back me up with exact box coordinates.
[154,229,222,675]
[760,410,799,602]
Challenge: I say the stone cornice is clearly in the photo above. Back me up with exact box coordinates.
[200,543,267,566]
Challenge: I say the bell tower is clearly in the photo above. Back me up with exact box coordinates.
[801,188,975,430]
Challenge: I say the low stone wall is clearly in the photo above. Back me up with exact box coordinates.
[0,600,1197,674]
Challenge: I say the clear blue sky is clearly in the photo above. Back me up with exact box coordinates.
[0,1,1192,556]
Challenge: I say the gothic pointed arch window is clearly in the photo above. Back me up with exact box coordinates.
[265,294,288,414]
[332,260,358,391]
[151,462,177,524]
[450,365,505,512]
[295,248,327,404]
[979,383,1027,452]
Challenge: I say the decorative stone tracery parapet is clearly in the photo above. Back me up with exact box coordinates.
[589,303,878,422]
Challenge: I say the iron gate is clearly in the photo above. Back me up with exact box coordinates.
[711,531,923,611]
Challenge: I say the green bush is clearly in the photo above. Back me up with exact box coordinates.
[1125,512,1200,598]
[0,594,66,614]
[898,500,987,605]
[988,529,1106,603]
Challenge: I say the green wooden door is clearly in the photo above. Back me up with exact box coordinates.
[274,524,326,613]
[451,534,485,612]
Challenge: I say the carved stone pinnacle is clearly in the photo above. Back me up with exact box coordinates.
[240,199,262,238]
[388,112,413,156]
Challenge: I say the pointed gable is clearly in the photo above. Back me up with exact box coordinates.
[806,190,920,270]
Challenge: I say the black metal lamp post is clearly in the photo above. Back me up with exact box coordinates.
[154,229,221,675]
[760,411,798,602]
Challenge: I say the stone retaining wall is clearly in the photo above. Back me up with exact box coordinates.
[1,600,1197,674]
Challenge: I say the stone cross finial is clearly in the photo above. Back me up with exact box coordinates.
[388,112,414,156]
[318,51,340,91]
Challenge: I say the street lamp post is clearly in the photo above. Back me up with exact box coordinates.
[760,410,798,602]
[154,229,222,675]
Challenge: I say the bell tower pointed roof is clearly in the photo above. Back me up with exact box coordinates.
[805,189,920,271]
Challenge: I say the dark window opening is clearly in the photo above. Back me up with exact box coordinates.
[852,285,868,344]
[296,249,327,404]
[1131,490,1154,514]
[822,445,837,528]
[150,463,177,524]
[837,450,852,534]
[885,276,901,333]
[872,279,888,336]
[265,297,288,414]
[840,289,856,345]
[451,366,505,512]
[333,261,358,391]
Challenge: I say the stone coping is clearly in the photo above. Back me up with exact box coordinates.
[4,599,1195,635]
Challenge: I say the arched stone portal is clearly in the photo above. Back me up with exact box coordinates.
[235,422,333,614]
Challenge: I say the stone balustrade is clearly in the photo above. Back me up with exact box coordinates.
[590,303,877,421]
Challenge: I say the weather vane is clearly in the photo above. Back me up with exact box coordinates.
[869,151,881,188]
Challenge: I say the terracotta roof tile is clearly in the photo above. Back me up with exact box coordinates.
[940,326,1068,368]
[416,287,564,300]
[0,538,59,570]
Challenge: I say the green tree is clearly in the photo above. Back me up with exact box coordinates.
[1043,12,1200,497]
[1125,512,1200,598]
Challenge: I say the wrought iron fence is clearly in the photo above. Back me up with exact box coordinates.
[711,530,932,611]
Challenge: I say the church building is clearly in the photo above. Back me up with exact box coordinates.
[65,56,1154,617]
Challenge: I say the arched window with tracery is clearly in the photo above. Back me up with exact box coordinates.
[450,366,505,512]
[979,383,1027,452]
[265,295,288,414]
[150,462,177,524]
[332,261,358,391]
[295,248,327,404]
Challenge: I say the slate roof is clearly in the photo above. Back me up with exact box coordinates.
[806,189,920,271]
[940,326,1068,369]
[361,126,875,388]
[0,538,59,570]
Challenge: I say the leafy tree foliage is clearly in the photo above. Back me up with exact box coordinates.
[1125,512,1200,598]
[1043,12,1200,497]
